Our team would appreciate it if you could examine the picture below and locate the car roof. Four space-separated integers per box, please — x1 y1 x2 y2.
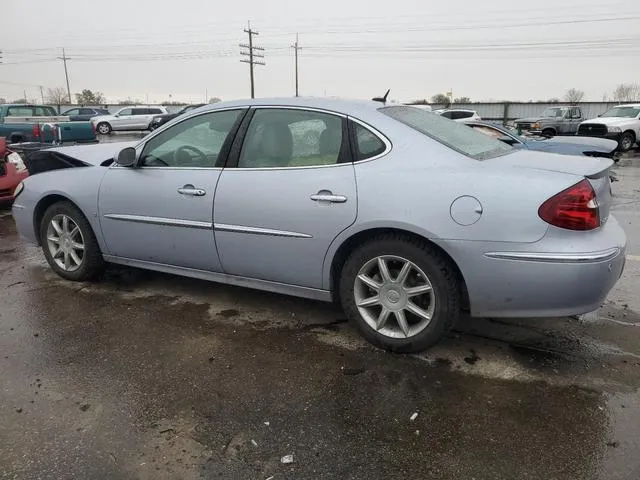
195 97 388 116
441 109 477 113
613 104 640 108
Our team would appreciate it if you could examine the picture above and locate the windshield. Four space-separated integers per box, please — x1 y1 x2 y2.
380 106 512 160
601 106 640 118
540 107 567 118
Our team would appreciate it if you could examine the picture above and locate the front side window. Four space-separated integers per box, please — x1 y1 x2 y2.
34 106 56 116
64 109 80 115
381 106 512 160
238 109 344 168
541 107 567 118
117 108 132 116
140 109 242 168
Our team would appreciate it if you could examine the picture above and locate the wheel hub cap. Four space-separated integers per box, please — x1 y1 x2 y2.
46 214 85 272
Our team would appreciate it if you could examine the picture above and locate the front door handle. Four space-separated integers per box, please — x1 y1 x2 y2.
310 191 347 203
178 184 206 196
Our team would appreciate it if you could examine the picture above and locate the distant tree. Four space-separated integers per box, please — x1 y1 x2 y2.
612 83 640 102
10 98 27 104
75 89 106 105
117 97 143 105
409 99 429 105
453 96 471 103
208 97 222 104
45 87 69 105
547 98 560 103
0 97 6 104
564 88 585 104
431 93 450 104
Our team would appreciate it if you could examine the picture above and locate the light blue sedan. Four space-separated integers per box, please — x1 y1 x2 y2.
11 98 627 352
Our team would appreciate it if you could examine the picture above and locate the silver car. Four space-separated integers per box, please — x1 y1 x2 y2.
11 98 627 353
91 106 168 134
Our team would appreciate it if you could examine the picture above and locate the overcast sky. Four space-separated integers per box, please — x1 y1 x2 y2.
1 0 639 104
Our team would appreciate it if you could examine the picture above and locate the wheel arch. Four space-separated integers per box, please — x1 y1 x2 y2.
326 226 469 309
541 127 557 136
33 194 93 246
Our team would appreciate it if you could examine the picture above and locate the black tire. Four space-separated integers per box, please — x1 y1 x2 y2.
96 122 112 135
541 128 555 138
40 201 105 281
618 131 636 152
339 235 461 353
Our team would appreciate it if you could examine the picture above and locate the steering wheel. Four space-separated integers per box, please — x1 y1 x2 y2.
173 145 207 166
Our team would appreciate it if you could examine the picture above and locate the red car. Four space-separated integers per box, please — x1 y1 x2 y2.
0 138 29 204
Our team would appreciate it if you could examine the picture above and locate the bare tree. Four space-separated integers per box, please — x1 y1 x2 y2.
431 93 450 105
564 88 584 104
45 87 69 105
208 97 222 104
612 83 640 102
0 97 6 104
453 96 471 103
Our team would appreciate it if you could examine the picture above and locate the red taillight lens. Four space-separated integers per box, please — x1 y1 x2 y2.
538 179 600 231
32 123 40 139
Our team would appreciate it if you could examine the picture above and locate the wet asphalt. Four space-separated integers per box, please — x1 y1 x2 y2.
1 140 640 479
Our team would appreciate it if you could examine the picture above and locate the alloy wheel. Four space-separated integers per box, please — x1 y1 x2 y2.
46 214 85 272
354 255 435 339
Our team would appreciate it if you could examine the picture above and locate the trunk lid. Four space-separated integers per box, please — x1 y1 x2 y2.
489 150 613 224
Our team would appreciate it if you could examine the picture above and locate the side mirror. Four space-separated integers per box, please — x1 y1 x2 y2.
115 147 137 167
498 136 518 146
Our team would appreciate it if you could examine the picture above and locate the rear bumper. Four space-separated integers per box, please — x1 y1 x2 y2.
441 216 628 318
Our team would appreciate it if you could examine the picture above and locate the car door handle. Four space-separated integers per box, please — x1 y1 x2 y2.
310 192 347 203
178 185 206 196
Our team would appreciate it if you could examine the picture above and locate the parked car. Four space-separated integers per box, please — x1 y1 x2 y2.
464 120 619 160
436 109 481 122
0 104 96 144
577 104 640 152
0 138 29 205
149 104 206 130
61 107 110 122
91 106 168 134
514 106 584 137
12 99 626 353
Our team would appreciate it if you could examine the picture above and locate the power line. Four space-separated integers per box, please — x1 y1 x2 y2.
240 21 265 99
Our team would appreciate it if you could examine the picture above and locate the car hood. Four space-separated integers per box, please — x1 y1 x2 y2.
515 117 545 123
488 149 613 177
536 136 618 152
46 141 139 166
581 117 635 127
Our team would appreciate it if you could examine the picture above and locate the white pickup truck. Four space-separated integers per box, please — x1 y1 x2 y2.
577 104 640 152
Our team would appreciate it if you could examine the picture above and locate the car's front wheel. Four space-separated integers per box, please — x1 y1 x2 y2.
40 201 104 281
619 131 636 152
339 235 461 353
96 122 112 135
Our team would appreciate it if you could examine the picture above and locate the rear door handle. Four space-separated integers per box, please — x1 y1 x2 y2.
178 184 206 196
310 192 347 203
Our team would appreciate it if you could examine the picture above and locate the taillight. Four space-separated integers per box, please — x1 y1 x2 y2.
32 124 40 140
538 179 600 231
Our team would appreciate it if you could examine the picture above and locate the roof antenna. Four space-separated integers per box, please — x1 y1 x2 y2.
372 89 391 103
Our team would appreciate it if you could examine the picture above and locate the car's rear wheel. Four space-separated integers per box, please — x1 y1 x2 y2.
96 122 112 135
339 235 460 353
619 131 635 152
40 201 104 281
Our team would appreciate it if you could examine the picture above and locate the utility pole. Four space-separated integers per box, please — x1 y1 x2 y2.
291 33 301 97
239 21 265 99
39 86 45 104
58 48 72 104
23 90 27 103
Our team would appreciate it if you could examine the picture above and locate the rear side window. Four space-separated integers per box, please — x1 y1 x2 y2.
148 108 164 114
381 106 512 160
352 122 386 160
79 108 94 115
440 111 454 119
132 108 147 115
34 106 57 116
7 107 33 116
454 111 474 120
